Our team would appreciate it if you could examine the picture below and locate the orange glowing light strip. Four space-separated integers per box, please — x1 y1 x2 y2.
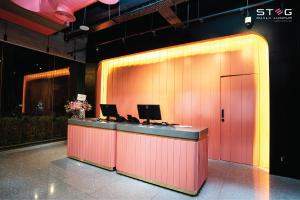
98 33 269 171
22 67 70 113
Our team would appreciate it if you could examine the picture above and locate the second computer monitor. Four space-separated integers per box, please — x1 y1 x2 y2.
100 104 118 121
137 104 161 124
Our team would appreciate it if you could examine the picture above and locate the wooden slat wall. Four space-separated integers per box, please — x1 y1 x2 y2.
220 74 257 165
104 45 258 161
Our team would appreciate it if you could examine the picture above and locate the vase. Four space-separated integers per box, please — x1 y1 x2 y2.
79 108 85 120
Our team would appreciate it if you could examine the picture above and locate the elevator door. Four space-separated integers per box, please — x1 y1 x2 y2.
220 74 257 165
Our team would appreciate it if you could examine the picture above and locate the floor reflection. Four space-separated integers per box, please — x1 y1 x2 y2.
0 142 299 200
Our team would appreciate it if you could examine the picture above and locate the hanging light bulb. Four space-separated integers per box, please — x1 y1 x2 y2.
244 0 253 29
80 8 89 31
98 0 119 5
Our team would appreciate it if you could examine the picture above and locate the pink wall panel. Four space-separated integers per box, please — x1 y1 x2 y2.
166 60 175 123
209 54 221 159
242 74 257 165
220 74 257 165
220 52 231 76
116 131 208 195
182 57 192 125
104 47 257 163
230 51 244 75
230 76 243 163
67 125 116 169
220 77 231 161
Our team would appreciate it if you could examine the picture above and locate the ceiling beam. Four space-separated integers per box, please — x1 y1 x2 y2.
92 0 187 32
158 7 183 28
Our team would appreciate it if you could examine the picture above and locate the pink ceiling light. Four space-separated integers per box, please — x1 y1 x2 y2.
11 0 41 12
99 0 119 5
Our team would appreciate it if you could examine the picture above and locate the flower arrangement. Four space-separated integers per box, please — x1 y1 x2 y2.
64 100 92 119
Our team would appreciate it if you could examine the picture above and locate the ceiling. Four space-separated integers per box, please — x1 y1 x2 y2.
0 0 276 37
0 0 155 35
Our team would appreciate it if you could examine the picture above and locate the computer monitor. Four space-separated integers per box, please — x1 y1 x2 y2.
137 104 162 124
100 104 118 121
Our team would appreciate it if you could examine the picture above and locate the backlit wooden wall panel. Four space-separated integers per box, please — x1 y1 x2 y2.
96 33 270 170
106 54 221 159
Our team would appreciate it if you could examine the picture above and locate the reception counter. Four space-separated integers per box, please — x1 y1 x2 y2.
67 118 117 170
67 119 208 195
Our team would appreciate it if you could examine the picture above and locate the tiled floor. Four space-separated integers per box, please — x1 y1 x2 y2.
1 142 300 200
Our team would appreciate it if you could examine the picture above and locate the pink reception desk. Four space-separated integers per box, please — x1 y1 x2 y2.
116 123 208 195
67 119 117 170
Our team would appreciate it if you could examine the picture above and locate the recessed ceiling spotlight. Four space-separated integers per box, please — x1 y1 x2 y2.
80 25 90 31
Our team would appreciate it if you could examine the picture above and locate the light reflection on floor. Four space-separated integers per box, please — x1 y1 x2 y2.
0 141 299 200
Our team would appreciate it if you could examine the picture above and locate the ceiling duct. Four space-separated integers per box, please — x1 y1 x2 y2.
93 0 187 32
11 0 41 12
54 3 76 23
49 0 76 23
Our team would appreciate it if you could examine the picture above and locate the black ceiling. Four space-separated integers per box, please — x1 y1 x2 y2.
65 0 284 47
72 0 271 28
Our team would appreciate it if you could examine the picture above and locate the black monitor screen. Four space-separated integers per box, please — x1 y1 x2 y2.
137 105 162 121
100 104 118 117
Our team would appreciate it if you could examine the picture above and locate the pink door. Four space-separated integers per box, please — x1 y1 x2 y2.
220 74 256 165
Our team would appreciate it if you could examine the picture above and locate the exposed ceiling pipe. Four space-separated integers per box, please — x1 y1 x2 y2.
65 0 187 40
93 0 188 32
94 0 275 47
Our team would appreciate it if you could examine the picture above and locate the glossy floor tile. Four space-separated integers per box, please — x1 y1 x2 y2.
1 141 300 200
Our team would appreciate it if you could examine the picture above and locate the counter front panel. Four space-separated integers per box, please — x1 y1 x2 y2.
116 130 208 195
67 121 116 170
67 119 208 194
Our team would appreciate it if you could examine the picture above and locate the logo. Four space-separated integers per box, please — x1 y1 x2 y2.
274 8 283 16
256 8 292 22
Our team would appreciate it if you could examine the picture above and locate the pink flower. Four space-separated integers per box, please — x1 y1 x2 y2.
65 100 92 113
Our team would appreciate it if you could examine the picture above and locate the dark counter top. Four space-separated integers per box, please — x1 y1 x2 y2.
68 118 208 140
68 118 117 130
116 123 207 140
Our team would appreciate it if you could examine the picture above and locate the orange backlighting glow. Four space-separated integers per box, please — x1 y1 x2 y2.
97 33 270 171
22 68 70 113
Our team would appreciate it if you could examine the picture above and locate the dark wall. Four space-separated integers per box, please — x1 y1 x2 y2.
25 76 70 115
85 63 98 117
87 1 300 179
0 41 85 117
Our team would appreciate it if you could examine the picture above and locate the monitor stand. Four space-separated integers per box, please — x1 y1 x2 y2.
142 119 150 125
